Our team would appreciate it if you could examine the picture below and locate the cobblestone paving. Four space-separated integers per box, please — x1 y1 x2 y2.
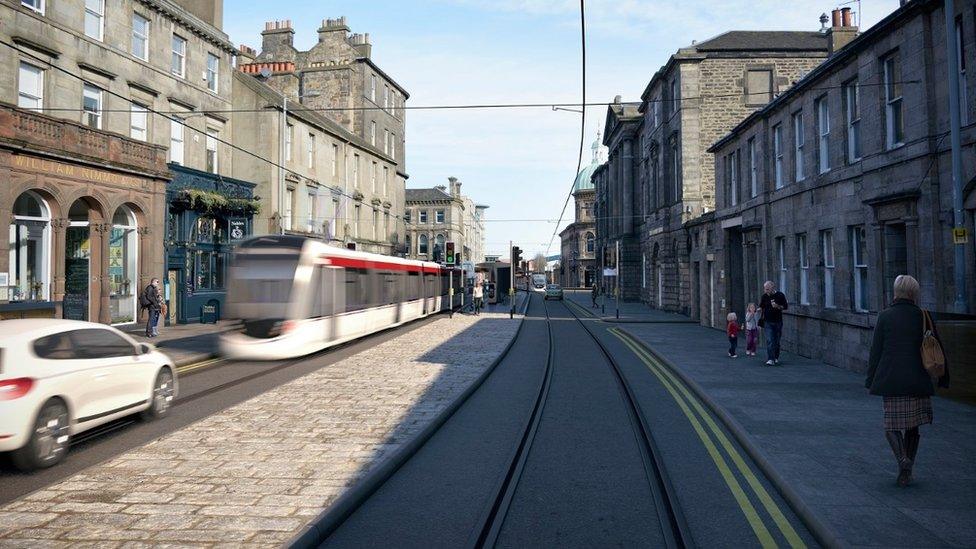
0 311 521 547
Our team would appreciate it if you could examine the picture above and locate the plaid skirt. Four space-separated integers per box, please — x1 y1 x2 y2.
883 396 933 430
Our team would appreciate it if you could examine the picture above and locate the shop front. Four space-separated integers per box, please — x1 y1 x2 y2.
0 104 168 323
165 164 256 324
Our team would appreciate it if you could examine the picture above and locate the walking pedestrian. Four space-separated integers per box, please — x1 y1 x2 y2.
591 283 600 308
865 275 949 487
726 312 739 358
759 281 788 365
744 303 760 356
140 278 162 337
472 281 484 315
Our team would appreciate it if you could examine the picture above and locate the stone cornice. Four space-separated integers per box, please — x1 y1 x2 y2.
134 0 236 53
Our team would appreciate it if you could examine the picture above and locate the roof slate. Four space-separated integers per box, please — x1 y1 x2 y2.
692 31 829 52
405 188 452 202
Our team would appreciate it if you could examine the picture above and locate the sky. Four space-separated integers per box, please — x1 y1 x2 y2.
224 0 901 258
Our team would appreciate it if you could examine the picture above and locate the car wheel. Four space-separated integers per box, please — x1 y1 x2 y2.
141 368 174 421
11 399 70 472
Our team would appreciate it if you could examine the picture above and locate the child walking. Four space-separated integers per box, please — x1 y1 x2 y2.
744 303 760 356
727 312 739 358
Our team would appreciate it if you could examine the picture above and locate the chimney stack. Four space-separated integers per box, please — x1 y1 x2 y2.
448 177 462 197
318 16 350 45
238 44 257 64
827 7 858 54
348 32 372 58
262 20 295 51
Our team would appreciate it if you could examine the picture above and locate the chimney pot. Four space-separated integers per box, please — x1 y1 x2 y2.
840 7 852 27
831 8 842 27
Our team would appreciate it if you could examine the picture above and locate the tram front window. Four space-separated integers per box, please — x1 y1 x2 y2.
227 255 299 338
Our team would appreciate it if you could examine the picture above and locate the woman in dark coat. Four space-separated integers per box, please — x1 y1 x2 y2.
865 275 950 486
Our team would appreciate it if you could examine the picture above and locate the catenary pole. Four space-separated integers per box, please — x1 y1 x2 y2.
945 0 968 313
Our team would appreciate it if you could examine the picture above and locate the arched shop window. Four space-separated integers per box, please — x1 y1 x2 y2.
585 232 595 254
109 205 138 324
8 191 51 301
418 234 429 255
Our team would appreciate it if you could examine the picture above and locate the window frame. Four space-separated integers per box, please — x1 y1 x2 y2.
206 53 219 93
955 16 968 125
815 96 830 174
82 83 103 129
843 80 861 163
728 149 739 207
792 111 805 182
435 209 445 224
131 13 150 61
18 62 44 111
773 124 784 189
21 0 43 14
851 225 869 312
332 143 339 177
205 127 219 173
169 117 184 165
798 233 809 305
85 0 105 41
745 68 773 106
130 103 148 141
171 34 187 77
419 210 428 224
822 230 835 308
882 53 904 149
307 132 314 169
777 236 788 297
748 137 758 198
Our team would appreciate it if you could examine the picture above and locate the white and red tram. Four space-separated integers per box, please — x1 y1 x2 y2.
220 235 463 360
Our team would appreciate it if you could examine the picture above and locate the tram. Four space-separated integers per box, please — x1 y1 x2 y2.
220 235 462 360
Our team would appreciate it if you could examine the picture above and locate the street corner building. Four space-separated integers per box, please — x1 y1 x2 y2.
236 16 408 255
404 177 487 264
559 132 606 289
0 0 245 326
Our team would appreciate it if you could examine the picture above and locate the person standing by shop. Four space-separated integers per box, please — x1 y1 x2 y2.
759 280 788 366
865 275 950 486
141 278 162 337
472 280 484 315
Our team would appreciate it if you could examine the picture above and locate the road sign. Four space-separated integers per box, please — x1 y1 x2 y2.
952 227 968 244
603 268 617 276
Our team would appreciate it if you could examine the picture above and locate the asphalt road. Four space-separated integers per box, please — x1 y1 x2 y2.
0 314 442 505
320 294 820 548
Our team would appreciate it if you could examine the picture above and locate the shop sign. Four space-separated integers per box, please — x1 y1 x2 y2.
228 218 247 241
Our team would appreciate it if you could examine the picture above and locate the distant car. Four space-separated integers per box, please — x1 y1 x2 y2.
0 320 177 471
544 284 564 301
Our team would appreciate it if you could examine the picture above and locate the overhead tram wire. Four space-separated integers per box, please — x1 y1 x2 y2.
545 0 586 258
12 80 921 116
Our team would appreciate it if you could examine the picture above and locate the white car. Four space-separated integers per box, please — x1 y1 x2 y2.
0 319 177 471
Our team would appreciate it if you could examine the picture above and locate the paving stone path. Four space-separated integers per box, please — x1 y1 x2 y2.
0 311 521 548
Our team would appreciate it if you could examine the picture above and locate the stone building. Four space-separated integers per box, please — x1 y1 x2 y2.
705 0 975 371
1 0 237 324
595 29 832 308
404 178 487 264
560 132 606 288
238 17 407 254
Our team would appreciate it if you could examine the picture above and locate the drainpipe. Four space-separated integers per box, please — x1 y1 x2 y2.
945 0 968 313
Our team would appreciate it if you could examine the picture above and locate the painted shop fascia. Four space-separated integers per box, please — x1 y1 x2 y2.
0 102 169 324
164 163 256 324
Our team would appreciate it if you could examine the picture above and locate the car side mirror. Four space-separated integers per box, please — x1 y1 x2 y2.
138 343 154 355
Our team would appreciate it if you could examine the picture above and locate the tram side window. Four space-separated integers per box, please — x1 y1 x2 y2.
407 271 420 300
345 268 368 312
309 268 323 318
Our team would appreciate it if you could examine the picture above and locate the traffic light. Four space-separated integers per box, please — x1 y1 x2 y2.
445 241 456 265
511 246 523 267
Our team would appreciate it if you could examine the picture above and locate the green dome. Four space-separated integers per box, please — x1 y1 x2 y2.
573 131 607 193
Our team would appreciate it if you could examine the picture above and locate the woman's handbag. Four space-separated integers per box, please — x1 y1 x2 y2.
920 309 946 378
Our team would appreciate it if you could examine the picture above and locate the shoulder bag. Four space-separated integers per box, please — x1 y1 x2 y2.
920 309 946 379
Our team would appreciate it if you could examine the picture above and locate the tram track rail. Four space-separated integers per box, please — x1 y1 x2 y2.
469 298 692 548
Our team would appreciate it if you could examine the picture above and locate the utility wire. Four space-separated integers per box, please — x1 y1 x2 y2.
545 0 586 257
15 80 922 116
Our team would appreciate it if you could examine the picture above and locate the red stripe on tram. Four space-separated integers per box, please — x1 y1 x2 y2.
321 255 443 274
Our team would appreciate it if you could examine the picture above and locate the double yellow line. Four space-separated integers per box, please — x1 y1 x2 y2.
176 357 223 375
609 327 805 549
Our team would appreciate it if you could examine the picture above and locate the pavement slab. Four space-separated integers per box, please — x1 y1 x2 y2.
618 320 976 548
0 310 521 547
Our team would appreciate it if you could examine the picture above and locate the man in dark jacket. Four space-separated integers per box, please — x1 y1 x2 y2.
142 278 162 337
866 275 949 486
759 280 788 365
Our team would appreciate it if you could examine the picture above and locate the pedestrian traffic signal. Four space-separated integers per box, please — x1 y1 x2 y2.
445 241 456 265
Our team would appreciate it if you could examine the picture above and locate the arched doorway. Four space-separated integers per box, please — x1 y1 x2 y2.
109 205 139 324
64 198 100 321
9 191 52 302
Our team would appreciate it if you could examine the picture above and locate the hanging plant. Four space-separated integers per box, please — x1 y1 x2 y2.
173 190 260 217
